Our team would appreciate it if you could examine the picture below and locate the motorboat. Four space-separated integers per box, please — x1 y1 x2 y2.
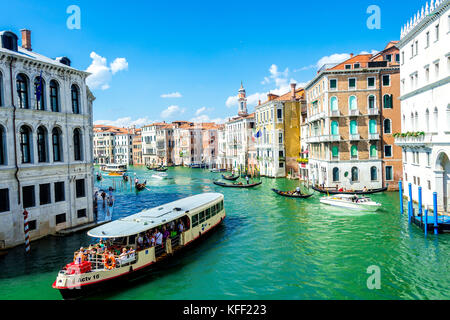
152 172 168 180
320 194 381 212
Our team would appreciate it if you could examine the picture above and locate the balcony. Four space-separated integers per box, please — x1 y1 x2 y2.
309 111 326 122
349 134 360 141
368 133 380 140
349 109 360 117
367 107 379 116
321 134 341 142
394 132 433 147
330 110 340 117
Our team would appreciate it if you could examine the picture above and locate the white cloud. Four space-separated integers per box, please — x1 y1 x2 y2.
86 52 128 90
316 53 351 69
161 92 183 98
190 114 225 124
226 64 301 108
161 105 185 119
110 58 128 74
94 117 151 128
195 106 207 116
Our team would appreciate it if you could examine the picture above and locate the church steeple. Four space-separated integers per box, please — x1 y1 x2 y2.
238 81 248 116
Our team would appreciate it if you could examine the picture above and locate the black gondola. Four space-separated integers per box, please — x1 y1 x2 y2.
312 185 388 195
123 174 129 182
154 167 168 172
222 174 239 181
271 189 314 199
135 181 147 191
213 181 262 188
96 174 102 181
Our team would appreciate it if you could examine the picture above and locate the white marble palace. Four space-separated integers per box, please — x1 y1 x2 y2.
396 0 450 212
0 29 95 249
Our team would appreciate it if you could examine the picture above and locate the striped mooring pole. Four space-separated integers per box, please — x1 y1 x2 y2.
23 209 31 253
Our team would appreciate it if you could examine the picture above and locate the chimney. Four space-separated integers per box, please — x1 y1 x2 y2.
290 83 297 100
21 29 32 51
267 93 278 101
350 53 354 58
258 100 261 106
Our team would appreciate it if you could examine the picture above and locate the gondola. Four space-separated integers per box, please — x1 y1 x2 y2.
312 185 388 195
96 174 102 181
154 167 168 172
271 189 314 199
135 181 147 191
221 174 239 181
213 181 262 188
123 174 129 182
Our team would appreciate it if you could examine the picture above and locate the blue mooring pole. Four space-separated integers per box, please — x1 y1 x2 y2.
408 201 412 224
399 180 404 215
418 186 423 223
425 208 428 236
433 192 439 235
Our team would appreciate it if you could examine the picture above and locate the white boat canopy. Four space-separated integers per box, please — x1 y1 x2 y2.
88 193 223 238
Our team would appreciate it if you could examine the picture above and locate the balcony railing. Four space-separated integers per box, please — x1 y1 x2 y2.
349 134 360 141
394 133 433 146
330 110 340 117
367 107 379 116
368 133 380 140
349 109 360 116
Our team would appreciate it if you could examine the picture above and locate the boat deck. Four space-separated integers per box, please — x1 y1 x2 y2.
411 212 450 233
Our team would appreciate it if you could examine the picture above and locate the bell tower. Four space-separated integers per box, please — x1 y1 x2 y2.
238 81 248 117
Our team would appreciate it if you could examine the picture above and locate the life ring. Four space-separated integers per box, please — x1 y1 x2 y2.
102 253 116 270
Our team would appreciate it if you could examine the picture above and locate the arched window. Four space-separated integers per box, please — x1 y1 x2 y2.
71 84 80 114
331 121 339 135
330 97 338 111
332 146 339 159
73 128 82 161
383 94 393 109
351 167 359 182
349 96 357 110
37 126 48 163
370 166 378 181
16 74 29 109
425 109 430 132
52 128 62 162
351 145 358 159
369 119 377 134
34 76 45 110
0 126 5 165
368 95 376 109
370 144 377 158
50 80 60 112
350 120 358 135
20 125 32 163
332 167 339 182
414 112 419 131
433 107 438 132
383 119 392 134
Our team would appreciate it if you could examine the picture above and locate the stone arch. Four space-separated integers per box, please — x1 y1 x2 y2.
435 151 450 212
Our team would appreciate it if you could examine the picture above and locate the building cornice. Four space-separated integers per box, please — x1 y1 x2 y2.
400 75 450 100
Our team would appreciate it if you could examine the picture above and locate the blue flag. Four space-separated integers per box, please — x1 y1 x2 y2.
36 71 43 102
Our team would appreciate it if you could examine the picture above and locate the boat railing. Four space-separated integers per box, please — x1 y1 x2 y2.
71 250 137 271
170 234 181 248
155 244 165 258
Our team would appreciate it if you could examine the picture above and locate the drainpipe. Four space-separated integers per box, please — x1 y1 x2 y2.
9 57 21 205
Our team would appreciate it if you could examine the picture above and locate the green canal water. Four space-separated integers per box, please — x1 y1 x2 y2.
1 166 449 300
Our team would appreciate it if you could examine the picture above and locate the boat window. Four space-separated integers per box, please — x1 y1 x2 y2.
192 214 199 227
199 211 205 223
205 208 211 219
128 235 136 245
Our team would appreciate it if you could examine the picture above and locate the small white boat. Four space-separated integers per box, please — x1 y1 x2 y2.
152 172 168 180
101 164 127 173
320 194 381 212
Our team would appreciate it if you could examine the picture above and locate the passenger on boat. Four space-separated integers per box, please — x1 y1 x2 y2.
163 226 170 243
295 187 302 195
178 221 185 233
101 191 106 207
137 234 144 250
75 248 85 264
363 186 368 192
155 229 163 246
246 176 250 184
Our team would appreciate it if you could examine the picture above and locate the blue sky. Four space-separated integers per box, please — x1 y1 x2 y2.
2 0 426 126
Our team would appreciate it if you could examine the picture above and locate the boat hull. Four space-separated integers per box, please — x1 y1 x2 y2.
312 186 388 195
320 198 381 211
55 217 225 300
